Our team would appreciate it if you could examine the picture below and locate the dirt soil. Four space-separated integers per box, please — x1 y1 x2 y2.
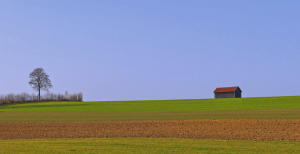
1 120 300 141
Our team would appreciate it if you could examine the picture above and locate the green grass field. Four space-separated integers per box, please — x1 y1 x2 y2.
0 96 300 121
1 96 300 112
0 138 299 154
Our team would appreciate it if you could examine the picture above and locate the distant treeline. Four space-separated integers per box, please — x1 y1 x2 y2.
0 92 83 105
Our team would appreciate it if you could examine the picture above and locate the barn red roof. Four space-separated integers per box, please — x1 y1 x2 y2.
214 86 240 93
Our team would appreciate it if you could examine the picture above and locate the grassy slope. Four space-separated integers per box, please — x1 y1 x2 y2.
1 109 300 121
0 96 300 121
0 96 300 112
0 138 299 154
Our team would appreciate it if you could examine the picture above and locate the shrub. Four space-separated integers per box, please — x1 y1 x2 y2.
0 92 83 105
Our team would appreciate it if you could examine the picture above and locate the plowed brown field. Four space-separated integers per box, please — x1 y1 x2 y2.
1 120 300 141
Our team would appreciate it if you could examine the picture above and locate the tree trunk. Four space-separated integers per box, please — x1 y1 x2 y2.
38 88 41 102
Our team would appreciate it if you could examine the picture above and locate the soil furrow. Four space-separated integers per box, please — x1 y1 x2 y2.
1 120 300 141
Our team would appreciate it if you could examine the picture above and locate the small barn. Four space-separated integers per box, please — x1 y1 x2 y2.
214 86 242 98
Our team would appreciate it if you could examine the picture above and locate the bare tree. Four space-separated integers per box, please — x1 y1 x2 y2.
29 68 53 102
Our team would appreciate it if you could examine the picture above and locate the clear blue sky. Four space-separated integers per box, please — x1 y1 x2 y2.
1 1 299 101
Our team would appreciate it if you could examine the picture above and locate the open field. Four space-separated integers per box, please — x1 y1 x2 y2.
1 108 300 121
1 120 300 141
0 96 300 121
0 138 300 154
1 96 300 112
1 96 300 153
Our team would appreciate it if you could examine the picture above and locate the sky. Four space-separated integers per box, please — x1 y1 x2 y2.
0 0 300 101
